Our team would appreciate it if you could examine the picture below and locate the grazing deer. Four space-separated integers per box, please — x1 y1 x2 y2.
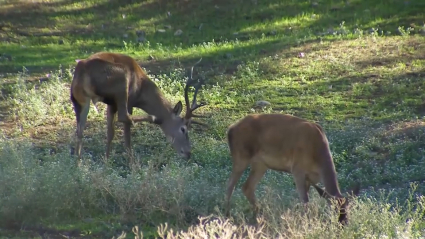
70 52 207 164
225 113 360 224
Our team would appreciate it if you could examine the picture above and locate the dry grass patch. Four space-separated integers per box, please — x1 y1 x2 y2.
273 35 425 79
383 120 425 138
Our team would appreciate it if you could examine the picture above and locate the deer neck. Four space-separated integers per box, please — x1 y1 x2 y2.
322 169 343 198
132 80 174 123
319 148 344 198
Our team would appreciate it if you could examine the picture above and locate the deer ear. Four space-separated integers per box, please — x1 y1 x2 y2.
173 101 183 116
349 183 361 197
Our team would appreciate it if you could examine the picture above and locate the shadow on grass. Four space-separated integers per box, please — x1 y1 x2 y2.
0 0 424 74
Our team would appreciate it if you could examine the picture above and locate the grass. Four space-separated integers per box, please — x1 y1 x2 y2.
0 0 425 238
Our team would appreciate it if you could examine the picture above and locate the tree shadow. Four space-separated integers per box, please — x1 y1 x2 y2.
304 0 425 34
0 0 423 74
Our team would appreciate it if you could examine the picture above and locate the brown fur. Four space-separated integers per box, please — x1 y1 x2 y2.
70 52 206 164
225 113 360 224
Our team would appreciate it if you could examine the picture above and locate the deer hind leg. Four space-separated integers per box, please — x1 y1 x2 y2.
242 161 268 216
105 105 117 160
71 95 81 154
225 156 249 217
75 99 91 161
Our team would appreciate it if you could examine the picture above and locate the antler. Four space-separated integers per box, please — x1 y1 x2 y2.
184 58 208 126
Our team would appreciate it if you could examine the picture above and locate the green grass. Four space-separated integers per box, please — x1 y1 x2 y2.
1 0 425 238
1 0 424 73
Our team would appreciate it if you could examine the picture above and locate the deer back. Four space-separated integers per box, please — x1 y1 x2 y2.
79 52 165 108
87 52 147 79
88 53 146 93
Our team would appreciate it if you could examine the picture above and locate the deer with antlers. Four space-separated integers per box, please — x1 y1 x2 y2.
225 113 360 224
70 52 207 164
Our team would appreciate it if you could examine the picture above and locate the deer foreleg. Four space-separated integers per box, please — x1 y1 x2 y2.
105 105 117 160
115 91 133 125
123 107 133 164
91 97 102 114
293 170 309 203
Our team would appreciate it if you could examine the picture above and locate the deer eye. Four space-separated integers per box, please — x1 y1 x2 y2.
180 126 187 134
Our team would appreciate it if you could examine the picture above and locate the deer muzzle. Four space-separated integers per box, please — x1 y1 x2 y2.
181 150 191 159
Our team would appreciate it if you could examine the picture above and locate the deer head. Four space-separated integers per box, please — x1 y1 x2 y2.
312 183 360 225
140 58 207 159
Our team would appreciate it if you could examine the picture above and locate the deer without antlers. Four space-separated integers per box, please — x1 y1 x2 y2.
225 113 360 224
70 52 207 164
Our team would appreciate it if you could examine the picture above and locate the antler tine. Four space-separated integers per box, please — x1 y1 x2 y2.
190 119 209 127
184 58 202 117
190 58 203 83
190 80 207 111
191 81 202 109
132 115 157 123
190 114 209 118
184 58 204 119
